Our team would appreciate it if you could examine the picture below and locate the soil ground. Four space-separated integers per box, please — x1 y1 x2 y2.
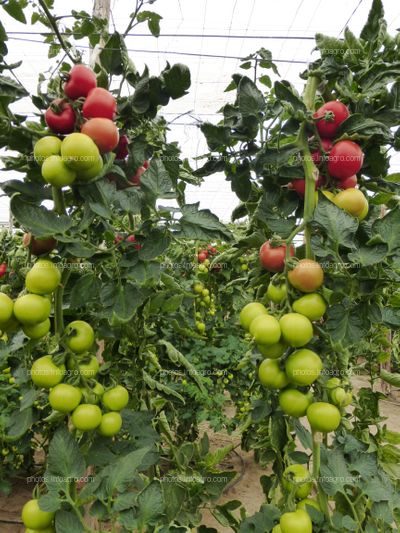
1 375 399 533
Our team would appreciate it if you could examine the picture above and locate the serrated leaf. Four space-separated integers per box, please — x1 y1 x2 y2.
163 63 190 99
237 76 265 117
45 428 85 492
143 371 185 402
325 304 368 346
178 202 231 241
6 408 32 440
313 199 358 249
11 196 73 237
55 510 84 533
103 447 151 494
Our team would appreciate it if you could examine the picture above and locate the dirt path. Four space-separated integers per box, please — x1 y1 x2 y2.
2 376 400 533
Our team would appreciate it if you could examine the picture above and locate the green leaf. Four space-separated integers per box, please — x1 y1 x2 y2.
38 493 62 513
135 481 164 529
325 304 368 346
380 369 400 388
45 428 85 492
381 307 400 327
138 229 170 261
320 449 352 496
69 272 100 309
237 76 265 117
6 408 33 440
178 203 232 241
347 244 388 266
11 196 73 237
55 511 84 533
371 208 400 252
0 74 28 103
137 10 162 37
337 114 390 139
274 81 306 113
143 371 185 402
238 504 280 533
103 447 151 494
2 0 27 23
313 199 358 249
162 63 191 99
383 173 400 183
360 0 385 44
109 283 146 324
158 340 207 393
200 123 232 151
141 158 173 198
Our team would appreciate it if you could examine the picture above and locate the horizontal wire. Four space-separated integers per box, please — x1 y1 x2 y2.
7 36 310 64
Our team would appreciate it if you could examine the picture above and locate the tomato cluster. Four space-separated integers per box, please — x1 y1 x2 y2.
193 282 216 332
288 99 369 221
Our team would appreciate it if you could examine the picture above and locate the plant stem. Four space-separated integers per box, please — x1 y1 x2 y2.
54 268 71 336
297 75 319 259
312 431 332 524
52 186 66 215
38 0 78 64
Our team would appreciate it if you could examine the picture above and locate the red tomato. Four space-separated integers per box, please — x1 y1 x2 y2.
207 245 217 254
328 141 363 180
64 64 97 100
143 160 150 169
0 263 6 278
313 101 349 138
198 252 208 263
311 138 333 165
114 234 123 245
45 99 75 134
81 118 119 153
289 175 325 197
259 241 294 273
126 235 136 243
82 88 117 120
336 174 357 189
115 134 129 159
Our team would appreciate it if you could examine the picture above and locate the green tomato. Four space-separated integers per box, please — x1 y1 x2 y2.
258 359 289 389
202 289 210 297
14 294 51 325
331 387 352 407
280 509 312 533
241 263 249 271
31 356 65 388
25 259 61 295
326 377 341 391
77 155 104 181
203 295 211 305
41 155 77 187
92 381 105 396
21 499 55 530
102 385 129 411
65 320 95 353
257 341 286 359
307 402 341 433
71 404 102 431
23 318 51 340
25 528 55 533
61 132 100 170
279 313 313 348
292 293 327 321
249 314 281 345
98 411 122 437
49 383 82 413
279 388 312 417
283 464 313 499
285 349 322 386
239 302 268 331
193 283 203 294
76 356 100 378
33 135 62 164
0 293 14 324
196 321 206 333
272 526 282 533
266 282 287 304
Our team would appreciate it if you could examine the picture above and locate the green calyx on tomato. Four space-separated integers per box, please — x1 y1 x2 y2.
258 359 289 389
21 499 55 529
292 293 327 321
280 508 312 533
31 356 65 389
282 464 313 499
279 388 312 417
71 404 102 431
249 314 281 345
285 349 323 386
25 259 61 295
239 302 268 331
279 313 314 348
49 383 82 413
266 282 287 303
102 385 129 411
65 320 95 353
257 340 286 359
98 411 123 437
307 401 341 433
14 294 51 325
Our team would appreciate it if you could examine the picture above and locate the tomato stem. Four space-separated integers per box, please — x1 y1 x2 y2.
312 431 332 524
38 0 78 64
52 186 66 215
